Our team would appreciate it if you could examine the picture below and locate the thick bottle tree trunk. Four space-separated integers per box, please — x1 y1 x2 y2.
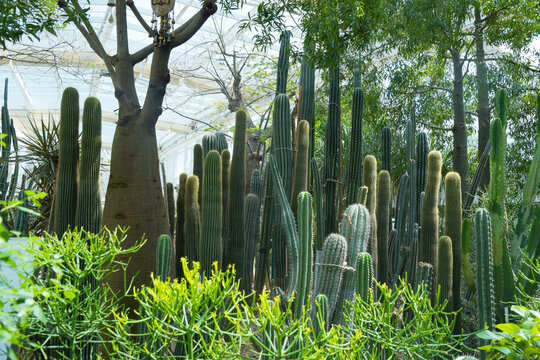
475 5 491 190
451 49 469 200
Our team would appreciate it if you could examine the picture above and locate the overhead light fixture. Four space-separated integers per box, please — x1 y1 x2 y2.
107 0 116 7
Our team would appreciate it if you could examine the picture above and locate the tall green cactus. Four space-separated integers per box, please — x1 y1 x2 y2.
444 172 462 329
475 208 496 358
381 127 391 177
323 68 342 236
299 59 315 162
224 111 247 277
376 170 391 285
419 151 442 268
436 236 453 311
362 155 377 274
311 158 325 251
254 164 274 296
519 205 540 296
250 168 263 201
75 96 101 234
200 150 222 276
221 149 231 248
243 193 260 294
157 234 172 281
416 132 428 223
332 203 371 324
315 233 347 319
291 120 310 217
313 294 328 335
356 252 373 303
216 131 228 153
294 192 314 319
202 133 218 158
193 144 203 208
176 173 187 277
415 262 433 294
489 89 514 322
184 175 200 263
462 218 475 292
0 79 14 203
166 182 175 237
276 31 290 94
54 87 80 238
345 87 364 207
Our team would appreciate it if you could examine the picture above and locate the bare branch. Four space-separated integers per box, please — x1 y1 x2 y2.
164 106 232 136
418 120 453 132
132 0 217 65
127 0 153 36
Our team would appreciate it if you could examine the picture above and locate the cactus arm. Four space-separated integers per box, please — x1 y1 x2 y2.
291 120 310 217
294 192 314 319
156 234 172 281
436 236 453 311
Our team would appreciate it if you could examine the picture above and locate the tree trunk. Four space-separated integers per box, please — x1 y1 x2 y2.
102 118 169 313
451 49 469 200
475 5 491 190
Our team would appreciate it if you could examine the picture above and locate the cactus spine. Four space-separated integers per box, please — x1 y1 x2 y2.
224 111 247 275
323 68 342 236
157 234 172 281
175 173 187 277
345 87 364 207
184 175 200 263
419 151 442 268
356 252 373 303
444 172 462 329
200 150 222 276
376 170 391 285
291 120 310 217
294 192 314 319
315 233 347 319
166 182 175 237
55 87 80 238
75 96 101 234
436 236 453 311
475 208 496 357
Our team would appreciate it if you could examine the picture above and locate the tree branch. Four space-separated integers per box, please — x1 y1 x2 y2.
418 120 453 132
164 106 232 136
127 0 153 36
116 0 129 57
131 0 217 65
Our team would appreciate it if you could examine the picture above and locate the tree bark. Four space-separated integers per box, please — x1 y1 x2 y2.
475 5 491 190
451 49 469 200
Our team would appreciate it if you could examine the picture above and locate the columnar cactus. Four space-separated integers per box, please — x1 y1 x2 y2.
294 192 314 319
55 87 80 238
315 233 347 319
157 234 172 281
415 262 434 294
221 149 231 246
362 155 377 274
216 131 228 153
166 182 175 237
75 96 101 234
193 144 203 208
416 132 428 223
333 203 370 324
345 87 364 207
436 236 453 311
313 294 328 335
250 168 263 201
358 185 368 206
175 173 187 277
381 126 391 177
356 252 373 303
202 133 218 158
224 111 247 277
184 175 200 263
323 68 342 236
489 89 513 322
444 172 462 327
519 205 540 296
475 208 496 355
254 164 274 296
393 173 408 283
200 150 222 276
376 170 391 285
291 120 310 217
311 158 325 251
299 59 315 161
276 31 290 94
0 79 11 202
462 218 476 292
419 151 442 268
243 193 260 294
